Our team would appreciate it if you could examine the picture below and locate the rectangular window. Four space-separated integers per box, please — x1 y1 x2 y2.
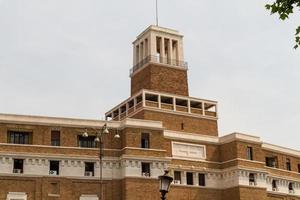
84 162 94 176
51 130 60 146
298 164 300 173
49 160 60 175
13 159 24 173
141 162 150 177
174 171 181 184
8 131 31 144
266 156 277 168
198 173 206 186
78 136 96 148
247 146 253 160
249 173 256 186
286 158 291 171
141 133 150 149
186 172 193 185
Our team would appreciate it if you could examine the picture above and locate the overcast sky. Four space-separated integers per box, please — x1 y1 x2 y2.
0 0 299 149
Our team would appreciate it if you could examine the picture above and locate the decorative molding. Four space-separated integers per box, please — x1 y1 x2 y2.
172 141 206 160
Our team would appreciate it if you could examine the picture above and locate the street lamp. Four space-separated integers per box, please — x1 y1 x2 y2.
82 123 120 200
158 170 173 200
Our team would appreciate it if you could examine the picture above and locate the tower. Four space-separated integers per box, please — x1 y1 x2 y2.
131 25 188 96
106 25 218 136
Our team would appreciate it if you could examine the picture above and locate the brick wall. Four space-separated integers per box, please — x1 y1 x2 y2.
131 110 218 136
131 64 189 96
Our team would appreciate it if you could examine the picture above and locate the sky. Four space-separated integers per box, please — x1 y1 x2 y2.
0 0 299 149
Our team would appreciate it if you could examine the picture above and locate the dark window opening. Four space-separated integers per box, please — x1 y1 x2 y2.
186 172 193 185
13 159 23 173
78 136 96 148
141 162 150 177
51 130 60 146
181 123 184 130
174 171 181 184
198 173 206 186
266 156 278 168
249 173 256 185
8 131 32 144
141 133 150 149
49 160 59 175
298 164 300 173
247 146 253 160
289 182 294 193
286 158 291 171
84 162 94 176
272 180 278 191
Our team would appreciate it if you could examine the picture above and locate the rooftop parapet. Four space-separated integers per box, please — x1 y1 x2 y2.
105 89 218 121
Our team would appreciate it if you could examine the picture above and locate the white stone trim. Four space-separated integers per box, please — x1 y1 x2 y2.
219 132 261 144
0 113 163 130
6 192 27 200
262 143 300 158
172 141 206 161
164 130 219 144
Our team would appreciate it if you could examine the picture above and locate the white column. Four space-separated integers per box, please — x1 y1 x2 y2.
134 98 137 112
158 95 161 109
188 99 191 113
144 39 148 59
202 102 205 115
126 103 129 116
193 172 198 186
133 44 136 66
168 39 173 64
161 37 165 64
173 97 176 111
142 91 146 107
150 34 156 58
182 171 187 185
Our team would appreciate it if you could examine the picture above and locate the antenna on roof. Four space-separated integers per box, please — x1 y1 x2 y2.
156 0 159 26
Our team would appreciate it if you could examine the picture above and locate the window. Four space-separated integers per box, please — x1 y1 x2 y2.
141 133 150 149
174 171 181 184
51 130 60 146
78 136 96 148
266 156 277 168
8 131 31 144
249 173 256 186
13 159 24 173
298 164 300 173
49 161 59 175
286 158 291 171
289 182 294 193
186 172 193 185
247 146 253 160
141 162 150 177
198 173 205 186
84 162 94 176
272 180 278 191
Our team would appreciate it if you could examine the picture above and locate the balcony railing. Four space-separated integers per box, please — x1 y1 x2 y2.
130 55 188 75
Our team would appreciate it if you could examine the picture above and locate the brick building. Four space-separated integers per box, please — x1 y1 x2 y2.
1 25 300 200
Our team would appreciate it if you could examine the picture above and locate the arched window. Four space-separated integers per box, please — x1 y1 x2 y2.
249 173 256 186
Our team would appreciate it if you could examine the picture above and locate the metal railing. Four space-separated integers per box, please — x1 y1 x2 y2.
130 55 188 75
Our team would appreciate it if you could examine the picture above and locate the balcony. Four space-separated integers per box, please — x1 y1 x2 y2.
130 55 188 76
105 90 218 121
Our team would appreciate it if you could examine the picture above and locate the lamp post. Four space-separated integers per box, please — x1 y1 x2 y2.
158 170 173 200
82 123 120 200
